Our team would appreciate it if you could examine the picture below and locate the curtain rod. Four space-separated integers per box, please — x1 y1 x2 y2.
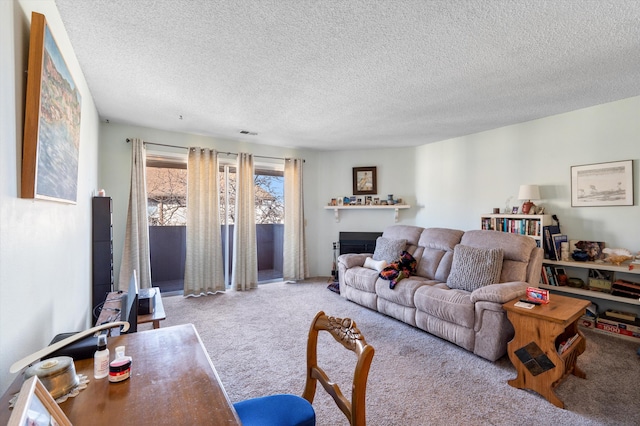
126 138 304 162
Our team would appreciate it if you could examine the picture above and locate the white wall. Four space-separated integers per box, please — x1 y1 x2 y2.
312 148 418 276
0 0 100 393
414 96 640 249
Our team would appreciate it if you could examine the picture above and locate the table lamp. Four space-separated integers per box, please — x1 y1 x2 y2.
518 184 540 214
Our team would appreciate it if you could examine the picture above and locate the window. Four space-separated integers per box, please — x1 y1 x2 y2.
146 154 187 226
146 152 285 290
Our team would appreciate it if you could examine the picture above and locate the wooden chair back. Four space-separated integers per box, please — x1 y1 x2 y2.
302 311 375 426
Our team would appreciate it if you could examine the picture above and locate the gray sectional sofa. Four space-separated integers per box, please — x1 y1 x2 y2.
338 225 543 361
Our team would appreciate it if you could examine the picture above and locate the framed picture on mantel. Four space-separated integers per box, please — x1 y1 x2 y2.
571 160 633 207
353 166 377 195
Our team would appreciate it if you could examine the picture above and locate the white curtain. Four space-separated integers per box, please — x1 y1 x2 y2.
118 138 152 290
184 148 225 296
231 153 258 291
283 158 307 281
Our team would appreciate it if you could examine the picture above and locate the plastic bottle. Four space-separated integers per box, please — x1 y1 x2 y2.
94 334 110 379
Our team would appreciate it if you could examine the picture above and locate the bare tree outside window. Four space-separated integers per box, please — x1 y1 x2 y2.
219 168 284 225
147 167 187 226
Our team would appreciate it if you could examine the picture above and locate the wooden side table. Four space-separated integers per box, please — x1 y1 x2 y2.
137 287 166 329
503 294 590 408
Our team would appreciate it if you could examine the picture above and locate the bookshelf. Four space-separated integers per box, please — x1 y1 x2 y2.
480 214 552 246
540 259 640 313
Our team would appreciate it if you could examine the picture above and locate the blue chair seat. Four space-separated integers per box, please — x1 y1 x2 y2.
233 394 315 426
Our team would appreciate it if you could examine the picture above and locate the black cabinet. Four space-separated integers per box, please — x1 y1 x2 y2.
92 197 113 321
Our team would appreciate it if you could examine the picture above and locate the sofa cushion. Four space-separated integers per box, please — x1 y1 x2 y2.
343 267 379 293
363 257 387 272
446 245 504 292
460 230 537 283
381 225 424 246
415 228 464 281
376 276 432 307
414 285 475 329
372 237 407 263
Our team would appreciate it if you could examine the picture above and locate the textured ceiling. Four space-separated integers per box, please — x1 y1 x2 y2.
54 0 640 151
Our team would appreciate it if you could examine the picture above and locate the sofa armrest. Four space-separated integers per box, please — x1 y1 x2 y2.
337 253 371 269
470 281 528 304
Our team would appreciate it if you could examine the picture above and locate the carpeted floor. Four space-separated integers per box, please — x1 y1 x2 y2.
140 279 640 425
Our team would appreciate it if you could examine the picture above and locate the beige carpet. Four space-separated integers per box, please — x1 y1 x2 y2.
141 279 640 426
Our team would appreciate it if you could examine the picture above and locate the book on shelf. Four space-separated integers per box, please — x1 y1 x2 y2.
551 234 567 262
543 225 560 259
544 265 557 286
540 265 549 285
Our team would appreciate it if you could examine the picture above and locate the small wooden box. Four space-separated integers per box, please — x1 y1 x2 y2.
588 278 612 292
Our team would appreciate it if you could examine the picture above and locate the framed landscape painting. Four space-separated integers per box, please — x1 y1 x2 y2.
571 160 633 207
22 12 82 203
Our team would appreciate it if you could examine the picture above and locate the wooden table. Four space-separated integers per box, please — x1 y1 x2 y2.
137 287 166 329
503 294 590 408
0 325 240 425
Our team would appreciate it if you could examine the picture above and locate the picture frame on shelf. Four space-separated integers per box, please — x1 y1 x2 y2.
512 206 519 214
21 12 82 204
8 376 71 426
352 166 377 195
571 160 633 207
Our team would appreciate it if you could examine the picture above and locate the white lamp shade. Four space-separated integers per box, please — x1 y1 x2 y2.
518 184 540 201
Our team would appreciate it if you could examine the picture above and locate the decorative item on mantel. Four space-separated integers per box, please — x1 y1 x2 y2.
518 184 541 214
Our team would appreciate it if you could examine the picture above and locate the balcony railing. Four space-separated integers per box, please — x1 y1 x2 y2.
149 224 284 293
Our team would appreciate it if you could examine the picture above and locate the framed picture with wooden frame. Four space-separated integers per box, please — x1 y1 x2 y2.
8 376 71 426
352 166 377 195
22 12 82 203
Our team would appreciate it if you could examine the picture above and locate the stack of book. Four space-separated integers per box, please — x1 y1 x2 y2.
542 225 568 261
540 265 567 286
596 309 640 340
542 225 561 260
611 279 640 299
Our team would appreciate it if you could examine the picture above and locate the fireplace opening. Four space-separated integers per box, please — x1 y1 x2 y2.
338 231 383 255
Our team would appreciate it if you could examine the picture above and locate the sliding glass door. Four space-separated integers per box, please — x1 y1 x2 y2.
219 162 284 286
146 153 284 292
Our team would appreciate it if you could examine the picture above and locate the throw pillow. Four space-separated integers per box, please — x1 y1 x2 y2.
363 257 388 272
446 245 504 292
372 237 407 263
